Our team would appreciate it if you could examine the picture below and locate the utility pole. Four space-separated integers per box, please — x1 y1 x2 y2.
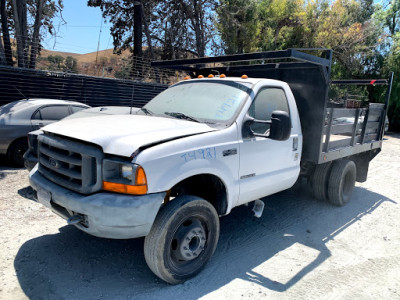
133 0 143 79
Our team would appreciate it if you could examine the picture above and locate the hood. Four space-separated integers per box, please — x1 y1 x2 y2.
42 115 217 157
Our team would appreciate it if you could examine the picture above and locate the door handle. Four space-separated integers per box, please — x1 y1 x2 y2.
293 137 298 151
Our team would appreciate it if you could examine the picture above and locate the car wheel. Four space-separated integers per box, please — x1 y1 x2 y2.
8 139 29 167
144 195 220 284
327 159 356 206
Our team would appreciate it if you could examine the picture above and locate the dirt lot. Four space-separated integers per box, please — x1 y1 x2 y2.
0 134 399 300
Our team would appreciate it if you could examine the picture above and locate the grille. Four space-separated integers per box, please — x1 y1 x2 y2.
38 134 104 194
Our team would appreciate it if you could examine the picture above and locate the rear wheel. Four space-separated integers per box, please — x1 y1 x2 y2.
7 139 28 167
327 159 356 206
311 162 332 202
144 195 220 284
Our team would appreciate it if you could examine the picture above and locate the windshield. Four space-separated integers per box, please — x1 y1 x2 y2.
142 81 251 125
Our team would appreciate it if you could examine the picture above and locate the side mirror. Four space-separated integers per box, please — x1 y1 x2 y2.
269 110 291 141
242 110 291 141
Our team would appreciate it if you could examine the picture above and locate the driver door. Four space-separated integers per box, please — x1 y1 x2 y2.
238 87 299 205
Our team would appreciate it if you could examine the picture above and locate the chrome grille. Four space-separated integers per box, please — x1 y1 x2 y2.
38 134 103 194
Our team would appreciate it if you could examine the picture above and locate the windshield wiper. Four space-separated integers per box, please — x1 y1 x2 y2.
164 112 200 123
140 108 153 115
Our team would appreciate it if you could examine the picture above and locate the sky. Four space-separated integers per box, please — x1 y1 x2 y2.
42 1 113 54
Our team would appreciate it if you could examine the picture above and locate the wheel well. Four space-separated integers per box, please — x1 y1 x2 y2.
169 174 228 215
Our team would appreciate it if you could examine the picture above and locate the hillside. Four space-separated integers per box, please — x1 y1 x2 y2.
37 47 133 78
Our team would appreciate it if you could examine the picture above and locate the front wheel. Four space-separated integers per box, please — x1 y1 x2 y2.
8 139 28 167
144 195 220 284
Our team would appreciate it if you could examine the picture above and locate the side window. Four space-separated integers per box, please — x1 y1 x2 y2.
39 105 71 120
70 105 87 114
248 88 289 134
31 110 41 120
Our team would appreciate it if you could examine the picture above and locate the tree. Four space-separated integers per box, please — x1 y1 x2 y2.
0 0 64 68
47 54 64 70
382 0 400 131
0 0 12 65
257 0 304 50
217 0 260 54
11 0 29 67
64 56 77 73
88 0 217 62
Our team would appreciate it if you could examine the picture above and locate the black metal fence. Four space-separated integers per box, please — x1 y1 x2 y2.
0 66 168 107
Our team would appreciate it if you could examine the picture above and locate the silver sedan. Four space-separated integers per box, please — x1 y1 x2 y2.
0 99 90 166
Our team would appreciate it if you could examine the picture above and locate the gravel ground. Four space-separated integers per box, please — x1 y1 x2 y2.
0 134 399 300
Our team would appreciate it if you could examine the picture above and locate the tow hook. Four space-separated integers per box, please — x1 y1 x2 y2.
252 199 265 218
67 215 83 225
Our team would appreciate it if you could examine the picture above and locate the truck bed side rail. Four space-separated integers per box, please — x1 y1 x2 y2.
320 73 394 163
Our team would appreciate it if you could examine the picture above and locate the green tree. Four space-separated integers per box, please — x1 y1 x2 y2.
64 56 78 73
257 0 304 50
382 0 400 131
47 54 64 70
216 0 260 54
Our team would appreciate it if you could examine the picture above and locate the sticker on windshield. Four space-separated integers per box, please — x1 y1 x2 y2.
214 95 240 120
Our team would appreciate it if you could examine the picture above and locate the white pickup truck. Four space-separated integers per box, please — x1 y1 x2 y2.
28 49 393 284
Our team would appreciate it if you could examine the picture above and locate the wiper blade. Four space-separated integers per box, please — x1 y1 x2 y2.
140 108 153 115
164 112 200 123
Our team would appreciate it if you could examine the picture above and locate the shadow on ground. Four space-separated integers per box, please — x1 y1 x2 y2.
0 159 23 181
0 155 23 182
0 154 17 168
14 185 396 299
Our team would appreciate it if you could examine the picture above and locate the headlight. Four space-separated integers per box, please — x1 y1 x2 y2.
102 159 148 195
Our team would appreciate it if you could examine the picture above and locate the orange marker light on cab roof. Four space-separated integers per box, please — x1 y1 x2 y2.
184 76 191 80
241 74 248 79
220 74 226 78
198 75 204 78
208 74 214 78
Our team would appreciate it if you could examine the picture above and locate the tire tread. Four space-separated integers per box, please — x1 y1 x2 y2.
144 195 219 284
327 159 356 206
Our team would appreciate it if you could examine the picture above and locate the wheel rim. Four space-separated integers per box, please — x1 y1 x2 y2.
14 148 24 165
170 217 207 263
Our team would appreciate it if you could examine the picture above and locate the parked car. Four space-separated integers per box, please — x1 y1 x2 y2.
24 106 139 171
0 99 90 166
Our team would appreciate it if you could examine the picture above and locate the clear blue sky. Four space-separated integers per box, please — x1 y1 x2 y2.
43 1 113 54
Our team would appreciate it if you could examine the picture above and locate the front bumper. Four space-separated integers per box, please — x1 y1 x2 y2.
23 149 38 171
29 165 164 239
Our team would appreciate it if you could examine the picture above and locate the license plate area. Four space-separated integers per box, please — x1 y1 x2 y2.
37 188 52 207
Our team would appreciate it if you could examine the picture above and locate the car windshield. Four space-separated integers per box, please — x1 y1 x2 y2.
142 81 252 125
